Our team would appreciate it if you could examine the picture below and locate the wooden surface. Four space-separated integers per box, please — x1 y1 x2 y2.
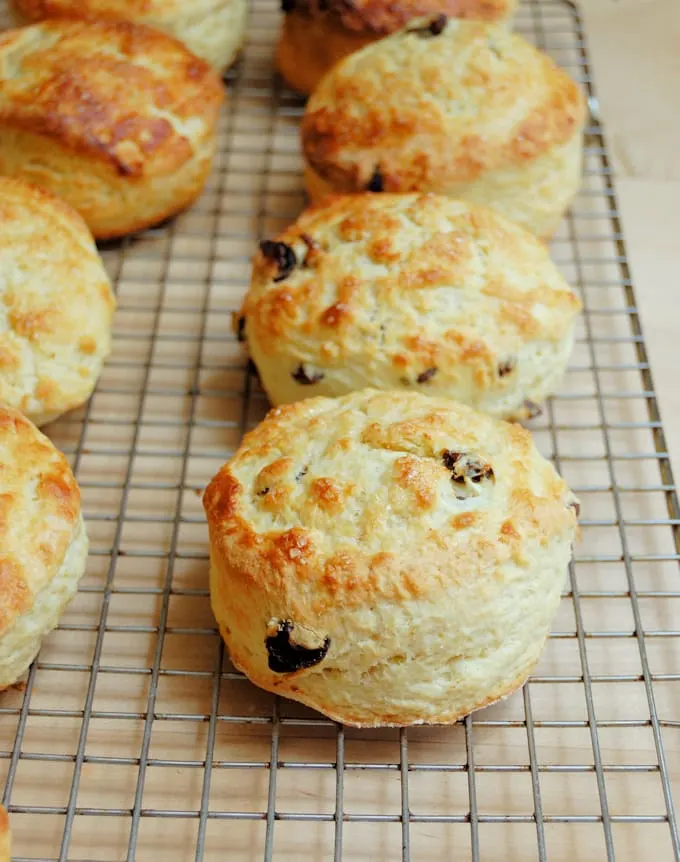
583 0 680 472
1 1 679 860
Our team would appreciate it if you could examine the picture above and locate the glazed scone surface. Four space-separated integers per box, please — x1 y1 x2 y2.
0 405 89 689
242 194 581 419
204 389 579 727
302 18 586 236
0 177 115 426
9 0 249 72
0 20 225 239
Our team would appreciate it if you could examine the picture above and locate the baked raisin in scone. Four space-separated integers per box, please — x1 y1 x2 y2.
0 20 224 239
239 194 581 420
9 0 249 73
0 404 89 689
0 177 115 426
204 389 579 727
302 17 586 238
276 0 517 95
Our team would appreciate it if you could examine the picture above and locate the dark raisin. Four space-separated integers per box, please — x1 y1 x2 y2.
416 367 437 384
366 166 384 192
296 466 309 481
292 363 324 385
257 487 270 496
568 500 581 517
523 399 542 419
498 357 516 377
281 0 295 11
236 315 246 343
260 240 297 282
442 450 494 483
409 13 448 36
266 620 330 673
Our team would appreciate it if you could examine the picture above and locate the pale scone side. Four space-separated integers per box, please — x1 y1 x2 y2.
204 390 579 727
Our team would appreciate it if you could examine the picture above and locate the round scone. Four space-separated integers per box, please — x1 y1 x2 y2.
240 194 582 420
277 0 517 96
0 178 115 426
204 389 579 727
0 404 89 690
8 0 249 73
301 17 586 238
0 20 225 240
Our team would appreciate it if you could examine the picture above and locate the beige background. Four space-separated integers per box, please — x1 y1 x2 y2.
583 0 680 471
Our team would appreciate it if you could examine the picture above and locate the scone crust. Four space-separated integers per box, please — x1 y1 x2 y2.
282 0 516 35
0 20 223 178
204 389 579 726
302 19 585 193
0 405 81 640
0 20 224 237
9 0 248 72
242 194 581 418
0 177 115 425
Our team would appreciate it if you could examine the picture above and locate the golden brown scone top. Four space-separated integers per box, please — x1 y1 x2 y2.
11 0 229 24
0 19 224 178
0 404 81 638
245 193 581 371
204 390 578 614
302 18 586 191
283 0 516 34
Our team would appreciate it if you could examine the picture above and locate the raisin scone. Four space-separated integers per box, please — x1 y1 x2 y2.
0 177 115 426
276 0 517 96
0 404 89 690
0 20 224 239
204 389 579 727
239 194 581 420
302 17 586 238
9 0 249 73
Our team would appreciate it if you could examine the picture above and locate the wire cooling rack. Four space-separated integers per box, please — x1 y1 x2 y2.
1 0 679 859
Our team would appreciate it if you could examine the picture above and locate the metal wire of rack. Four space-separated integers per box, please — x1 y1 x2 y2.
1 0 679 859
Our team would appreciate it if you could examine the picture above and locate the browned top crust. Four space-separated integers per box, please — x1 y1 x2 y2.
0 405 81 637
302 19 586 191
283 0 517 34
0 19 224 178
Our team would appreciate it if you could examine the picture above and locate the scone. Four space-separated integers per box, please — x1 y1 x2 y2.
277 0 517 96
302 17 586 237
0 20 225 239
8 0 249 73
0 404 89 690
240 194 582 420
0 177 115 426
204 389 579 727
